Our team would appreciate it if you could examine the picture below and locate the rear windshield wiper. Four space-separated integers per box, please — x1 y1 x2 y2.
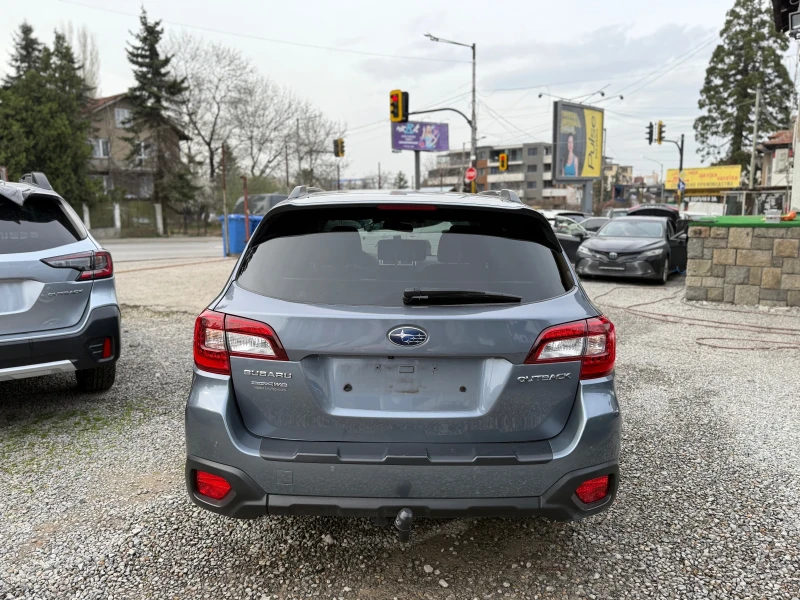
403 288 522 306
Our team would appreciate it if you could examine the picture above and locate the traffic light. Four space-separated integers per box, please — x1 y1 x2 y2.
646 122 654 145
657 121 665 145
390 89 409 123
498 153 508 171
333 138 345 157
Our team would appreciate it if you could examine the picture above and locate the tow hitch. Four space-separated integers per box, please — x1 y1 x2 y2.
394 508 414 542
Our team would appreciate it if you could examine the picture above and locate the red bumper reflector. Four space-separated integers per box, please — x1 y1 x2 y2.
575 475 610 504
195 471 232 501
102 337 112 359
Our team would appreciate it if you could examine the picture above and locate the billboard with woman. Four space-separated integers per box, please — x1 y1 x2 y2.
553 101 604 181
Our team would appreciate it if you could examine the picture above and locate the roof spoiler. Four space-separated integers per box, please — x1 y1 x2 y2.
20 172 53 191
288 185 325 200
477 189 523 204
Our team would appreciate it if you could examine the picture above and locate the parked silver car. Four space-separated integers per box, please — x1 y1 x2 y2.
185 187 620 539
0 173 120 391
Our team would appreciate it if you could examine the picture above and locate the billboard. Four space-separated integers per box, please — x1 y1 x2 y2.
665 165 742 190
552 101 604 181
391 121 449 152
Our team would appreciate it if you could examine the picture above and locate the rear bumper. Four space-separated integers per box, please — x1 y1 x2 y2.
576 257 665 279
185 370 621 521
0 305 121 379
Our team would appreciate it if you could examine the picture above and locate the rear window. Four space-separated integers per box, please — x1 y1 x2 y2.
237 205 573 307
0 195 86 254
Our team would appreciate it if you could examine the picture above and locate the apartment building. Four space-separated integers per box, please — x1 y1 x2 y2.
425 142 575 207
87 94 188 198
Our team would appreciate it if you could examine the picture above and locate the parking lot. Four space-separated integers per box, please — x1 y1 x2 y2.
1 260 799 600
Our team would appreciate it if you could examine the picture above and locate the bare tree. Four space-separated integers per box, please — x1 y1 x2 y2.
293 100 347 187
231 75 296 178
169 32 253 182
60 22 100 95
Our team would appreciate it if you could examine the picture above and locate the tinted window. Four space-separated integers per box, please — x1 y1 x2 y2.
0 196 86 254
582 218 608 232
598 220 664 238
237 206 572 307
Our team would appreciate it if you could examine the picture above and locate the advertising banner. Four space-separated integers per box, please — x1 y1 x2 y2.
665 165 742 190
552 101 604 181
391 121 449 152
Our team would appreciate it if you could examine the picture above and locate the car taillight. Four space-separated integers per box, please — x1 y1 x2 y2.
194 310 229 375
41 250 113 280
575 475 610 504
195 471 232 501
525 316 616 379
225 314 289 361
193 310 288 375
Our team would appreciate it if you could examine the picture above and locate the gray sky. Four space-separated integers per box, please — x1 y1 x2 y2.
2 0 788 182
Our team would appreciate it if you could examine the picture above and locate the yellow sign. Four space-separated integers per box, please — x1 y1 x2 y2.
554 102 604 180
665 165 742 190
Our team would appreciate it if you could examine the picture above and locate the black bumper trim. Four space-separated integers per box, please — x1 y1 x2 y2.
185 455 618 522
0 305 121 371
259 437 553 466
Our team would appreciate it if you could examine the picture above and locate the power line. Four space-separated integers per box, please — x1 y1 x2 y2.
59 0 471 64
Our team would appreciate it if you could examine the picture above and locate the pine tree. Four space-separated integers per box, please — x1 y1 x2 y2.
124 8 195 212
3 22 43 87
393 171 409 189
694 0 794 173
0 27 97 206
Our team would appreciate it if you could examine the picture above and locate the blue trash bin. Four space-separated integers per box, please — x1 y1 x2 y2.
219 214 265 256
219 214 246 255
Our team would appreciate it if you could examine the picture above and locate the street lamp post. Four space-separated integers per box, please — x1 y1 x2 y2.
641 155 665 200
425 33 477 192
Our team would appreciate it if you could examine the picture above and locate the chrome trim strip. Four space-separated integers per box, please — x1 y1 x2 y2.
0 360 75 382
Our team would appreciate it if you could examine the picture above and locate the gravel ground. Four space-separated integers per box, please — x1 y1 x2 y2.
1 272 799 600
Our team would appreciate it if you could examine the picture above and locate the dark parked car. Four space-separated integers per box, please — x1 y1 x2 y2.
552 216 594 263
185 187 620 540
576 216 687 284
232 193 288 216
581 217 610 233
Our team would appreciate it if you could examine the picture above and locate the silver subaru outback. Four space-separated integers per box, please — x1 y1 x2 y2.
0 173 120 392
185 187 620 538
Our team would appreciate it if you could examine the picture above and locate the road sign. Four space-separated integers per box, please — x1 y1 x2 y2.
678 179 686 193
465 166 477 182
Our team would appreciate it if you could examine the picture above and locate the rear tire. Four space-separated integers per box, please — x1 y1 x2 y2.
658 259 670 285
76 363 116 392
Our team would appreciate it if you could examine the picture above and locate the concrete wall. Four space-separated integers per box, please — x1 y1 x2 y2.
686 225 800 306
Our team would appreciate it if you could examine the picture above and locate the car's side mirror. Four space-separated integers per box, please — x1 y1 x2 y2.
672 232 688 244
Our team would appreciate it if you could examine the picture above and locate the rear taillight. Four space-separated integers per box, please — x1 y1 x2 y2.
42 250 113 280
193 310 288 375
525 316 616 379
195 471 232 501
575 475 610 504
225 314 289 361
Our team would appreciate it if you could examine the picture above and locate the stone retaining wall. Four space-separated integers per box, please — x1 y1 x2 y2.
686 225 800 306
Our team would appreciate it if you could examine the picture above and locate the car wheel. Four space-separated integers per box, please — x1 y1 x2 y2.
658 259 670 285
76 363 116 392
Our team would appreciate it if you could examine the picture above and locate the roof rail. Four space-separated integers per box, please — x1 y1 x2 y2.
20 172 53 191
287 185 325 200
477 189 522 204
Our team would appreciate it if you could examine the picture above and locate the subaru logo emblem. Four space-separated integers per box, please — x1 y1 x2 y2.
388 326 428 347
609 252 618 260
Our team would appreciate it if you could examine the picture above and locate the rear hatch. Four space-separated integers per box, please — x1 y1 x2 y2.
214 199 600 444
0 192 94 336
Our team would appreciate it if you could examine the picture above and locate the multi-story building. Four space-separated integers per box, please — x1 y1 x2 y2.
757 129 792 187
86 93 188 198
425 142 575 206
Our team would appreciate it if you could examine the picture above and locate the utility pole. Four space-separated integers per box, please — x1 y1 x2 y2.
221 145 229 256
424 34 477 192
284 142 290 188
471 42 477 194
678 134 685 209
378 162 382 189
296 119 302 181
241 175 250 242
414 151 421 191
748 88 762 191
